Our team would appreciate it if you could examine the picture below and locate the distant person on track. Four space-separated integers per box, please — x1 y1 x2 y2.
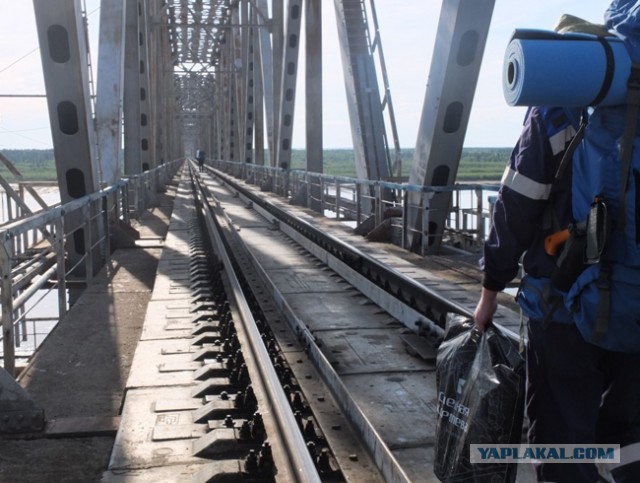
196 149 205 172
473 6 640 483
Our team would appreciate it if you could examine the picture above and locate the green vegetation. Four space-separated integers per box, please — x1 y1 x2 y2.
0 149 57 181
0 147 510 183
289 148 510 181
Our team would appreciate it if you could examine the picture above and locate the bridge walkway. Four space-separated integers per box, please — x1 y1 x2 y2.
0 168 522 482
0 175 179 483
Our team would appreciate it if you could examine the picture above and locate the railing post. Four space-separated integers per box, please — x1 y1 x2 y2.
421 191 432 256
144 175 151 211
55 217 67 321
476 187 484 246
284 168 291 198
133 177 141 216
0 242 15 377
103 196 111 264
82 205 93 283
375 183 382 226
130 179 138 218
335 179 341 220
356 182 362 224
402 189 409 249
122 184 131 224
320 176 325 214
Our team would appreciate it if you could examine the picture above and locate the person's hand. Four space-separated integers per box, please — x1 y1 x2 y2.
473 288 498 331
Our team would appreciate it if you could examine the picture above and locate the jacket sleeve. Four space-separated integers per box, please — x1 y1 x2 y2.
481 107 564 291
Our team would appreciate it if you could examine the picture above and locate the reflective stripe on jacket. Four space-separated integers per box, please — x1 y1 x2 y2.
481 106 577 295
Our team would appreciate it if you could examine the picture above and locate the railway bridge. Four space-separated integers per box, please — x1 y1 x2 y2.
0 1 534 482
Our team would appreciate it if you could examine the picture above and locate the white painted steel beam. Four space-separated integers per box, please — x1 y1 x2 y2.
255 0 275 164
32 0 102 276
333 0 389 183
123 0 143 174
138 0 153 171
305 0 323 175
32 0 99 197
275 0 303 170
95 0 126 186
407 0 495 254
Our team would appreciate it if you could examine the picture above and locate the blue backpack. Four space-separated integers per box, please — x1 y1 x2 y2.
550 68 640 351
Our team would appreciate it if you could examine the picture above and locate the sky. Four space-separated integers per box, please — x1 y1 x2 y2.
0 1 607 151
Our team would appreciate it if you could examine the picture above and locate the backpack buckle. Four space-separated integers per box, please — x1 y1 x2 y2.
585 197 609 264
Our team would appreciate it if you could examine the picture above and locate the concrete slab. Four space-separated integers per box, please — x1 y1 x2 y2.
108 387 206 470
126 339 202 389
221 204 275 227
239 227 313 270
267 267 351 294
0 437 115 483
1 175 181 483
140 300 194 340
393 446 438 483
342 371 438 449
19 285 157 419
318 328 430 375
286 292 398 331
102 461 240 482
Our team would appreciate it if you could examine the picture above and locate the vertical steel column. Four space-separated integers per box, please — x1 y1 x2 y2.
123 0 143 174
149 1 167 166
95 0 126 186
332 0 389 182
226 6 240 162
32 0 101 277
0 243 14 376
406 0 495 254
55 217 67 321
272 0 284 166
138 0 154 171
275 0 303 170
253 6 266 166
219 35 232 160
214 72 224 160
240 1 255 164
255 0 275 164
305 0 322 174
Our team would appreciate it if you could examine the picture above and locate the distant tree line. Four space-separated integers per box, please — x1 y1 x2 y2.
288 148 511 180
0 147 510 182
0 149 57 181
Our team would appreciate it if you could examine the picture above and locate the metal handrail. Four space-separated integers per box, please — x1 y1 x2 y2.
211 158 499 254
0 160 183 376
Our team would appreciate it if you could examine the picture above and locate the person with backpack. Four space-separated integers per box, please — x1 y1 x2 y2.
196 149 205 172
473 4 640 482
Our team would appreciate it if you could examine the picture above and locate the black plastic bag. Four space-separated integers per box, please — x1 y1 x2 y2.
434 316 526 482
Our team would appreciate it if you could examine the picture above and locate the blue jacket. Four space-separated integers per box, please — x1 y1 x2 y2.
481 106 579 321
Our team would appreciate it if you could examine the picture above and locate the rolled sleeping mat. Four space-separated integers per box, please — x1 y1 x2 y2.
503 29 631 107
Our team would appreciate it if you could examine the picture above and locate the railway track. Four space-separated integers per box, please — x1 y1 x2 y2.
106 163 523 482
191 164 524 482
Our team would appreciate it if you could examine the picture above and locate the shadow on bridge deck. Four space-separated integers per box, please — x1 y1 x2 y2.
0 179 178 483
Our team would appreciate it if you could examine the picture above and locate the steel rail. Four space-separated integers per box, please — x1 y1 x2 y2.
209 167 475 325
195 168 410 483
197 164 521 482
191 168 322 483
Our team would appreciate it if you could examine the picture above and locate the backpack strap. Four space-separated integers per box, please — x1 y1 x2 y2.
553 110 588 183
619 63 640 231
590 37 616 107
590 65 640 346
541 110 588 233
593 263 612 346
